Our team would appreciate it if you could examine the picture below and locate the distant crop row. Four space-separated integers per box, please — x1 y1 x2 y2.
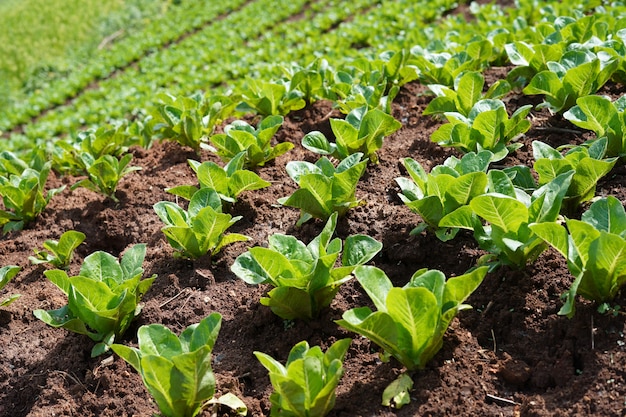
2 1 626 416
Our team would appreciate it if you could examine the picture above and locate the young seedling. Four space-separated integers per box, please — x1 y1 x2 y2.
112 313 247 417
0 265 20 308
440 170 574 269
154 188 249 260
166 153 270 206
34 244 156 356
236 79 306 117
0 161 64 233
302 106 401 163
29 230 86 269
530 196 626 317
395 151 492 241
209 115 291 168
255 338 351 417
336 265 487 371
278 153 368 227
231 212 382 320
71 153 141 203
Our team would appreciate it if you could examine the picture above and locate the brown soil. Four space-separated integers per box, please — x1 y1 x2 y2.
2 73 626 417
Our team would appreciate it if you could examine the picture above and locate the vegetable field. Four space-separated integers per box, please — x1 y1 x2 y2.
2 0 626 416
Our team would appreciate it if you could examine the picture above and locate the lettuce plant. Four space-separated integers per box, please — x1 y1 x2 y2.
530 196 626 318
52 124 137 175
154 188 249 259
71 153 140 203
440 170 574 269
34 244 156 357
430 99 532 161
236 79 305 116
523 49 619 113
302 106 401 164
231 212 382 320
505 41 565 89
396 151 492 241
29 230 86 269
423 71 511 117
153 93 237 154
111 313 247 417
278 153 367 226
254 338 351 417
0 161 64 233
336 265 487 371
409 46 483 87
166 154 270 206
209 115 292 168
563 94 626 157
0 265 20 308
532 139 617 212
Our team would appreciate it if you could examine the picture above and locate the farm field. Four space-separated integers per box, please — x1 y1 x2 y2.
2 0 626 416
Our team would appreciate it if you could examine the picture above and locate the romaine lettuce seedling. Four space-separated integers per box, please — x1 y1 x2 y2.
71 153 141 203
209 115 292 168
153 93 237 154
423 71 511 117
336 265 487 371
236 79 306 116
29 230 86 269
278 153 368 226
154 188 249 259
112 313 247 417
302 106 401 163
563 94 626 157
0 161 64 233
396 151 492 241
231 212 382 320
532 139 617 212
523 50 618 113
255 338 351 417
166 153 270 206
440 170 574 269
34 244 156 357
430 99 531 161
0 265 20 308
530 196 626 317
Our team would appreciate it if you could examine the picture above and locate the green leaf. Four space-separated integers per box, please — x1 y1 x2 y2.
582 196 626 237
382 373 414 409
80 251 123 283
342 235 382 266
456 72 484 116
470 194 528 233
563 95 615 137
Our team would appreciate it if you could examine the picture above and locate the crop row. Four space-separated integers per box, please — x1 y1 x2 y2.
0 0 249 131
2 1 626 415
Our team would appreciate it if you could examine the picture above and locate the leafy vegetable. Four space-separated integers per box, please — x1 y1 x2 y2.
154 188 249 259
0 161 64 233
423 71 511 117
563 94 626 157
209 115 292 168
29 230 86 269
523 50 619 113
254 338 351 417
336 265 487 371
382 373 413 409
0 265 21 307
440 170 574 268
532 139 617 212
71 153 140 203
153 93 237 154
396 151 492 241
231 212 382 320
530 196 626 318
430 99 532 160
33 244 156 356
166 154 271 206
112 313 247 417
236 79 306 116
302 106 401 163
278 153 368 226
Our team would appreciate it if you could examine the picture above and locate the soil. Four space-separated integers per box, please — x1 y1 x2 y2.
2 70 626 417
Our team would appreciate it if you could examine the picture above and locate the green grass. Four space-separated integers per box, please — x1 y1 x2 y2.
0 0 167 106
